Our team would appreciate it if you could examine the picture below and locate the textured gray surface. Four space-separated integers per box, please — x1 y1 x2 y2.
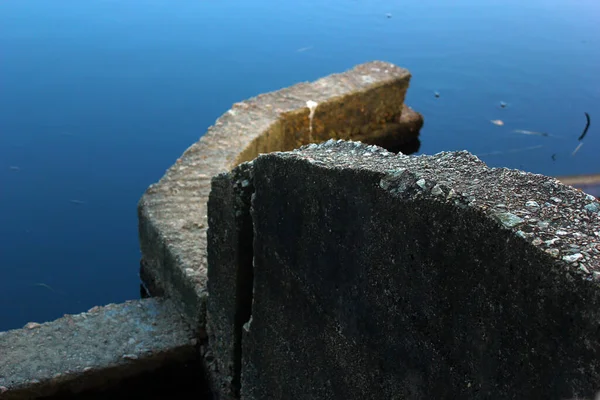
241 140 600 400
0 298 197 399
137 61 420 338
137 61 423 397
206 163 255 400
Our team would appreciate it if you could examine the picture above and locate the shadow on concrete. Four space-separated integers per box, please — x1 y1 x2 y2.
42 359 213 400
380 136 421 155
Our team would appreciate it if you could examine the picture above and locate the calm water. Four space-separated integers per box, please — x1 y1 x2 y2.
1 0 599 331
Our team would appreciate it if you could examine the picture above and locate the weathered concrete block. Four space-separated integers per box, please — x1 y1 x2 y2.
206 162 255 399
0 299 197 399
241 140 600 399
138 61 423 394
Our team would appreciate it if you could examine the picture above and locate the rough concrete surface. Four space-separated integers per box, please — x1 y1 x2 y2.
0 298 197 399
241 140 600 399
206 162 255 400
137 61 423 394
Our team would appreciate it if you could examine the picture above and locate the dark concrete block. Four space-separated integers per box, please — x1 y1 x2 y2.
0 299 198 399
207 162 255 399
241 140 600 400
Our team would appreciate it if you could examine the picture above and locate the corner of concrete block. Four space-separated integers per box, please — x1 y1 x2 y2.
207 161 256 399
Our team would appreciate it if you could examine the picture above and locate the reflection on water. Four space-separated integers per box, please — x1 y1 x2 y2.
0 0 599 330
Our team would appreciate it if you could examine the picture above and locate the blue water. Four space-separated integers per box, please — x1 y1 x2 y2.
1 0 598 331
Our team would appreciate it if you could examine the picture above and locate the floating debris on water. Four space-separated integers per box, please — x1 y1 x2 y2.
32 282 61 294
499 101 507 108
296 46 313 53
434 91 440 98
572 142 584 156
490 119 504 126
572 112 591 156
477 144 544 157
513 129 553 137
386 13 392 18
578 112 591 141
69 199 86 205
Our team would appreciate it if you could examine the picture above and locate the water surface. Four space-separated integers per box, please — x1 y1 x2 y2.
1 0 598 331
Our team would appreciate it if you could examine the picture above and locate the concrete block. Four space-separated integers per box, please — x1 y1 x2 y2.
241 140 600 399
0 299 197 399
206 162 255 399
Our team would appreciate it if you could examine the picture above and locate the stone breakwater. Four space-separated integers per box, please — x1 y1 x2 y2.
136 60 423 397
0 61 423 399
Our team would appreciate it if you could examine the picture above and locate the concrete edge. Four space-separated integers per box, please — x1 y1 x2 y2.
0 298 198 399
